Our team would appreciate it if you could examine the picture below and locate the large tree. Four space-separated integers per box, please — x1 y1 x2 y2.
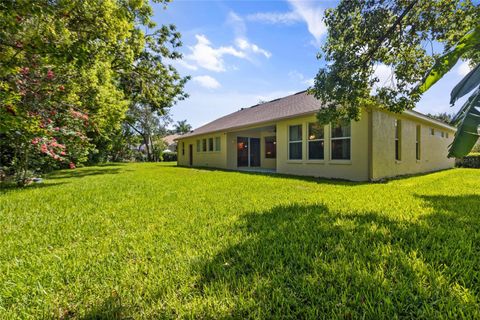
311 0 480 157
0 0 188 183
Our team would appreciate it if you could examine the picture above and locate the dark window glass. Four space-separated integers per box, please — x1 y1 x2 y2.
289 142 302 160
208 138 214 151
331 121 351 138
265 136 276 158
289 125 302 141
202 139 207 152
214 137 221 151
182 142 185 155
331 139 351 160
308 123 324 140
395 120 401 160
308 141 324 159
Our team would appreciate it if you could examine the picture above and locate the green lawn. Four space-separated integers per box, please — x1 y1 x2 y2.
1 163 479 319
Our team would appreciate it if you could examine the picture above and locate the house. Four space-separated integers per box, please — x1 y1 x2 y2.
176 91 456 181
162 134 181 152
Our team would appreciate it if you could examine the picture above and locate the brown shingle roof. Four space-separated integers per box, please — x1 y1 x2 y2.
181 90 322 138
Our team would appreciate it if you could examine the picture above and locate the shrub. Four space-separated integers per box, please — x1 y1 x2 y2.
456 153 480 168
162 151 177 162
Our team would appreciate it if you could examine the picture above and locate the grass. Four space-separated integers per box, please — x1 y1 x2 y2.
1 163 479 319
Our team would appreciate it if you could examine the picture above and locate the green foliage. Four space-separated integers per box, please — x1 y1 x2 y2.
174 120 192 134
0 0 188 182
161 151 177 162
456 153 480 168
418 27 480 94
1 164 479 318
312 0 479 123
449 89 480 157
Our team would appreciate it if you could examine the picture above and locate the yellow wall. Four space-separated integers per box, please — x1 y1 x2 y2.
177 133 227 169
371 110 455 180
275 114 370 181
177 109 456 181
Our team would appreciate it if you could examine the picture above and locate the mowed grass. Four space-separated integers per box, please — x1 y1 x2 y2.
1 163 480 319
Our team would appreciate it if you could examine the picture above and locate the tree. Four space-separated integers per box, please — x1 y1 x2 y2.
125 104 170 162
427 112 454 123
311 0 479 156
174 120 192 134
0 0 188 183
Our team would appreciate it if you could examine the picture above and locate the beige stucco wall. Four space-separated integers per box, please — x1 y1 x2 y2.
177 133 227 169
275 114 370 181
371 109 455 180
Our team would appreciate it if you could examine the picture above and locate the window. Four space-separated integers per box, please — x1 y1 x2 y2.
182 142 185 156
265 136 276 158
331 121 351 160
446 132 449 138
202 139 207 152
208 138 214 151
431 128 435 135
196 140 200 152
441 131 445 138
395 120 401 161
308 123 324 160
289 125 302 160
214 137 221 151
416 125 421 160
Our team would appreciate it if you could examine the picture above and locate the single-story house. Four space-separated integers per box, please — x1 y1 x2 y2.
176 91 456 181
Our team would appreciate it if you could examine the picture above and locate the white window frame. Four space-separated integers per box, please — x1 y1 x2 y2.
288 124 303 160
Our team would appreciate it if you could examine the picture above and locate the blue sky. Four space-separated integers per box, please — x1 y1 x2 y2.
153 0 472 129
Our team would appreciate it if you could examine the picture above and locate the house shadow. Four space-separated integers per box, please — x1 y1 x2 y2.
193 195 480 318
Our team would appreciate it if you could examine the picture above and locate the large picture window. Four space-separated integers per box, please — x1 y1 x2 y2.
265 136 276 158
331 121 351 160
308 123 324 160
395 120 401 161
289 125 302 160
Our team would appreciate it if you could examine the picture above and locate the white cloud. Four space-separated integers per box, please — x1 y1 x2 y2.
246 11 301 25
235 38 271 58
192 75 221 89
185 34 245 72
288 70 314 87
287 0 327 46
458 60 472 76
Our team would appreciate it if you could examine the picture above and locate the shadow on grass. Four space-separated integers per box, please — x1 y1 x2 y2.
79 293 124 320
194 195 480 318
0 181 70 195
47 167 123 180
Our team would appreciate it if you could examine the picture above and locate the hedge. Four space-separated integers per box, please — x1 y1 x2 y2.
162 152 177 162
456 153 480 168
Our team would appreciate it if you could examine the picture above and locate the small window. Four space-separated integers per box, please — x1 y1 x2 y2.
416 125 421 161
308 123 324 160
441 131 445 138
202 139 207 152
196 140 200 152
331 120 351 160
431 128 435 135
289 125 302 160
446 132 449 138
182 142 185 156
395 120 401 161
214 137 221 151
208 138 214 151
265 136 276 158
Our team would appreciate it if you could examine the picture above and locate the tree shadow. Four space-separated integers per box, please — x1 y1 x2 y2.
78 292 126 320
193 196 480 318
47 168 123 180
0 181 70 195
